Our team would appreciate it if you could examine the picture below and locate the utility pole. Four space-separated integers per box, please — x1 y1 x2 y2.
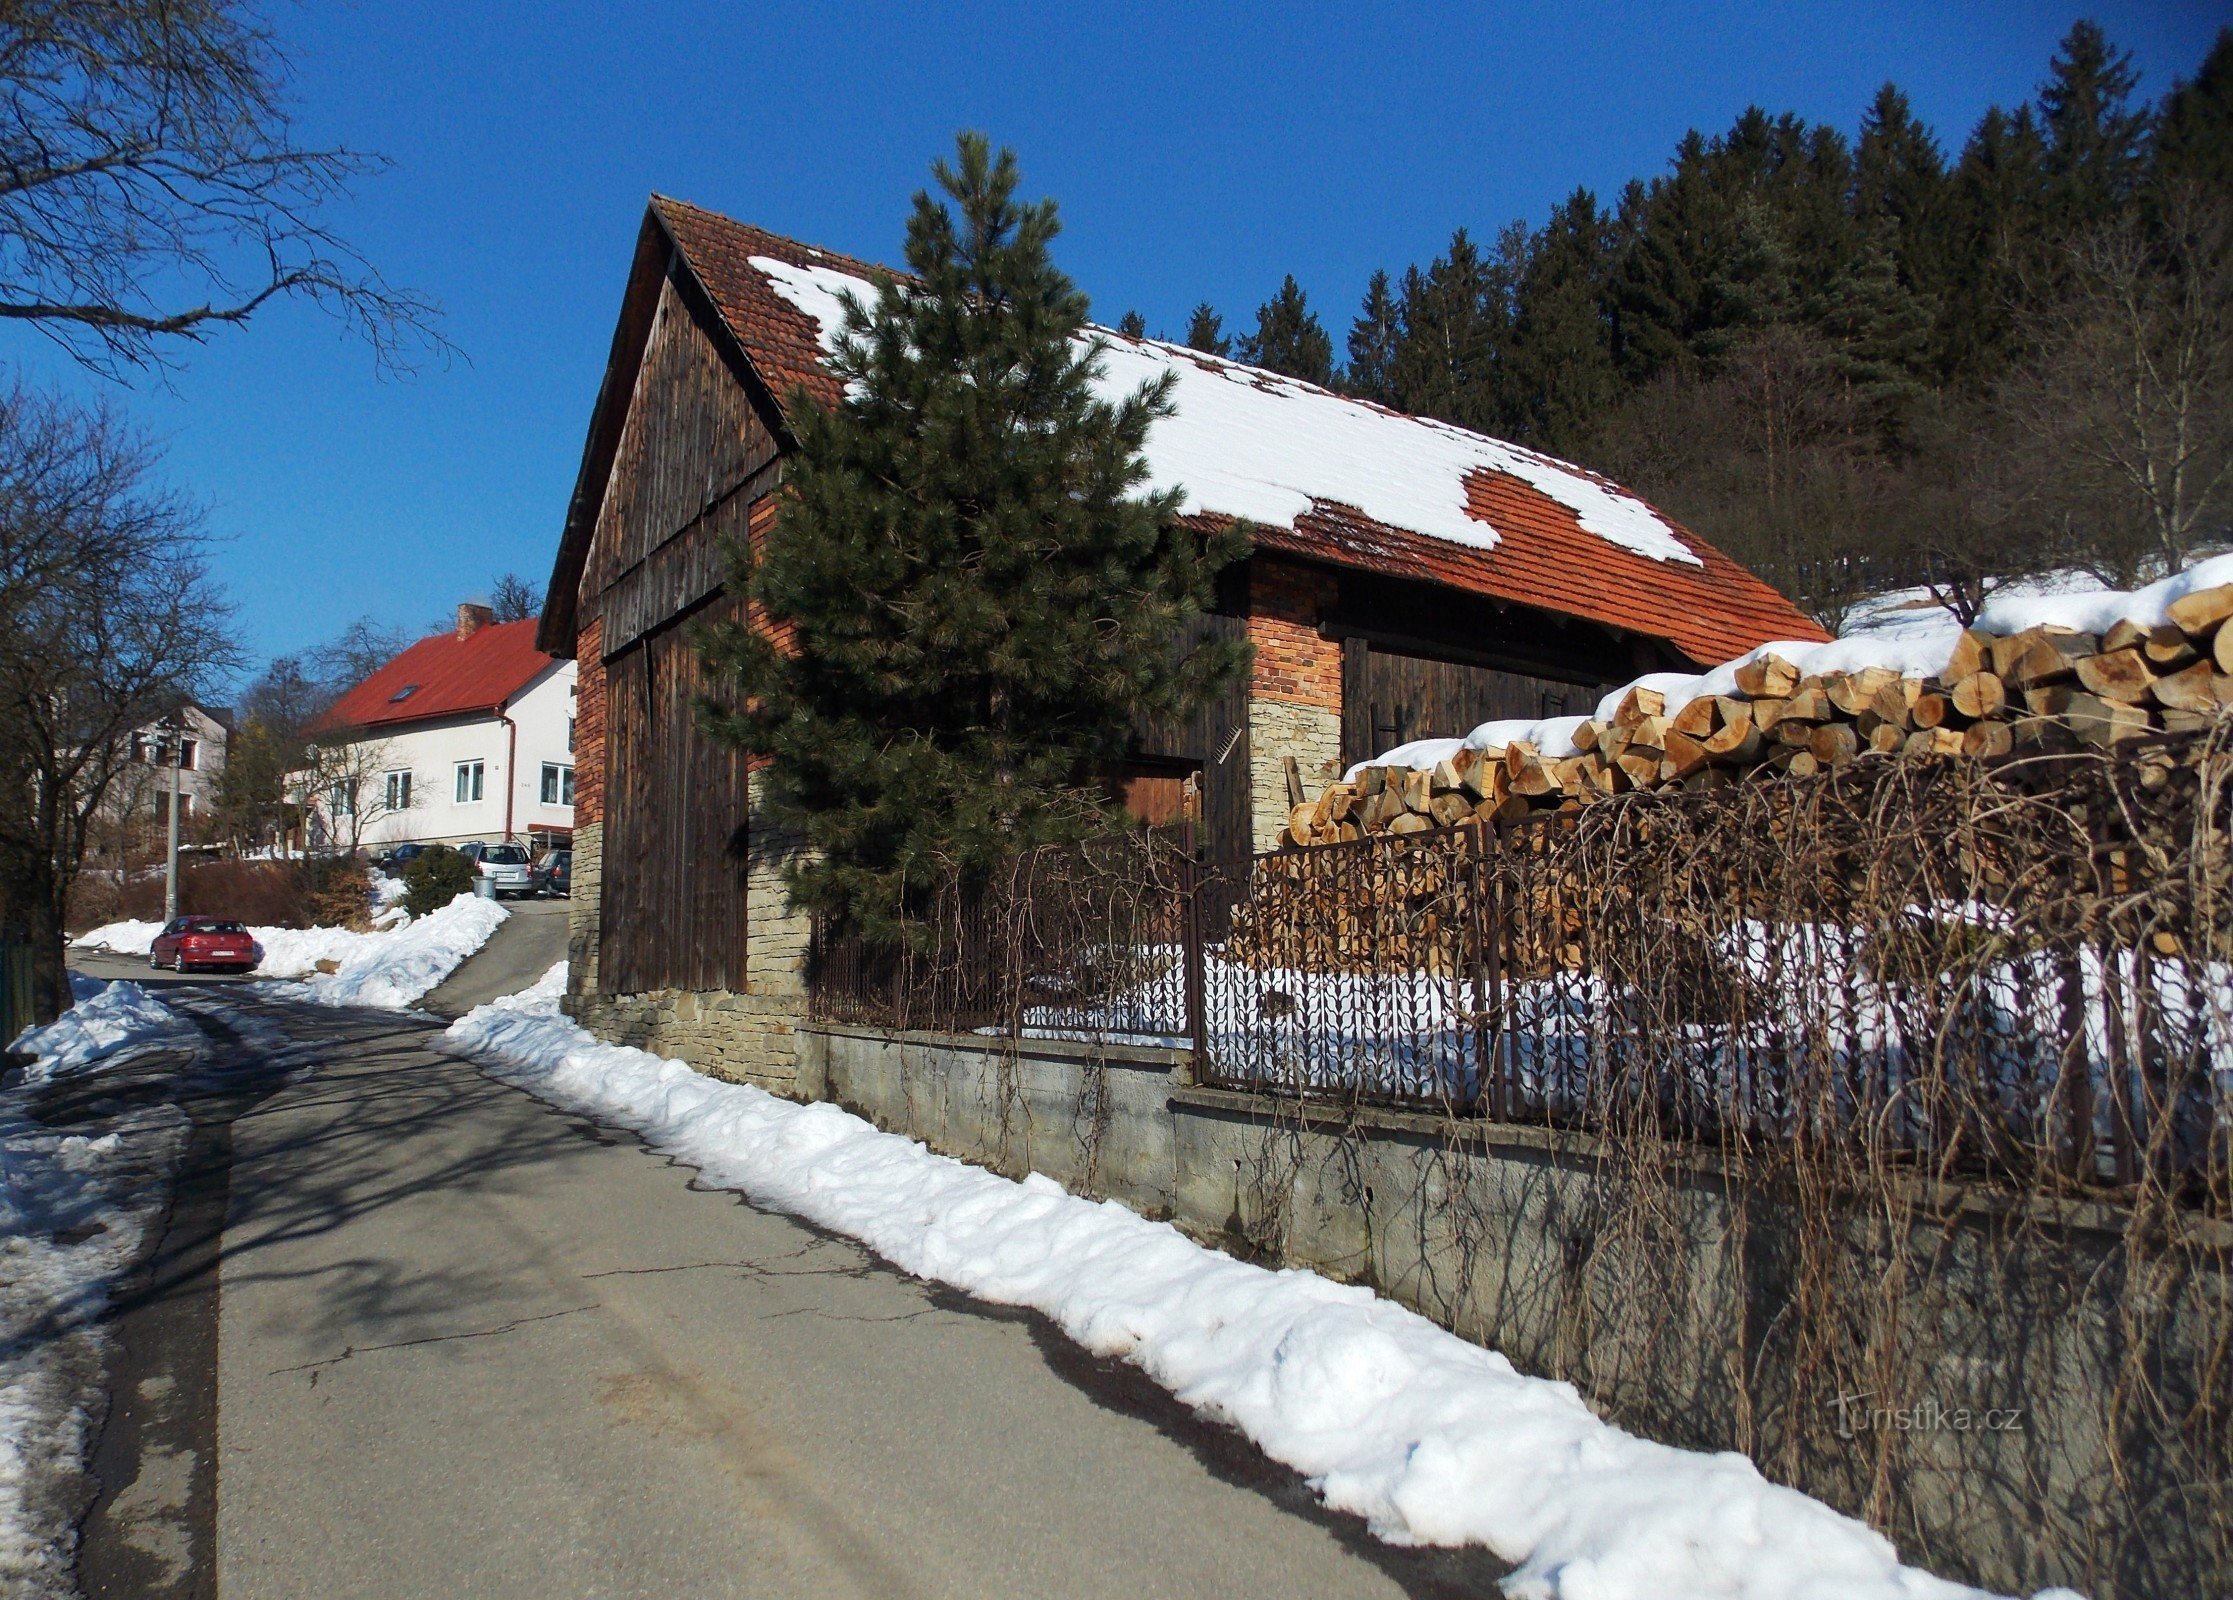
163 716 182 923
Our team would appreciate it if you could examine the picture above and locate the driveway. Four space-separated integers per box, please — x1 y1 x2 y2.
80 982 1500 1599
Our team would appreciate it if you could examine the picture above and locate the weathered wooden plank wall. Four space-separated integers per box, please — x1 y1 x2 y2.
1339 639 1610 767
1132 607 1252 875
585 268 768 997
585 276 778 603
598 591 753 994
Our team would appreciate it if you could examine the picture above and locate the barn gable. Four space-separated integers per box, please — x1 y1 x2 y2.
554 229 783 1000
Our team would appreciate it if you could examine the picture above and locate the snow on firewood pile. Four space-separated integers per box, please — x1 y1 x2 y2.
1305 557 2233 845
749 253 1700 567
439 963 2058 1600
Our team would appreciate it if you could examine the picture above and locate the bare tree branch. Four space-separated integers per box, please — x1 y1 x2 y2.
0 383 239 1017
0 0 449 377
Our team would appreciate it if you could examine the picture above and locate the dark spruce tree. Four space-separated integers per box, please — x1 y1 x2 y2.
2037 19 2148 235
701 134 1249 941
1938 104 2049 380
1235 275 1334 384
1853 84 1952 311
1387 227 1513 432
1183 302 1230 356
1343 268 1401 404
1503 191 1621 453
2150 28 2233 205
1117 309 1147 337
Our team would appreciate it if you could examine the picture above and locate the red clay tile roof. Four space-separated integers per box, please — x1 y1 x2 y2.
319 619 555 732
642 197 1828 668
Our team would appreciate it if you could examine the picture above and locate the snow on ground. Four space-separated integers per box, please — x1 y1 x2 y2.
67 921 163 957
1352 558 2233 774
8 975 194 1086
750 254 1701 568
0 979 196 1595
441 966 2059 1600
73 893 507 1010
257 893 507 1011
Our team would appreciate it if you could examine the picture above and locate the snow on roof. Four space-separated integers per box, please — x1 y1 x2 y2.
749 255 1702 570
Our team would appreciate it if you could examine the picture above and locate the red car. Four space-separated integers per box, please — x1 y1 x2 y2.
148 916 258 974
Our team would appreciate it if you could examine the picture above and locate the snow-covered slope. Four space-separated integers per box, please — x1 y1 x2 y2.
9 976 193 1085
257 894 508 1010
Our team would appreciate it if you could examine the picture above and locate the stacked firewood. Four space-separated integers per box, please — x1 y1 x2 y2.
1284 585 2233 847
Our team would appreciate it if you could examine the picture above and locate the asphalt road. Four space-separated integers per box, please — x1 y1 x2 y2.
76 979 1503 1600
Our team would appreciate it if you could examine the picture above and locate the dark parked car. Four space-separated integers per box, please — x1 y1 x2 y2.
377 841 431 874
149 917 258 974
537 849 571 898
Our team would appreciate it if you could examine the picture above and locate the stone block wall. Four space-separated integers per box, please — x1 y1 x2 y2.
569 770 816 1096
563 820 604 1009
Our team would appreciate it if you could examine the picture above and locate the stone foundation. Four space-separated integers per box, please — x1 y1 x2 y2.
566 774 816 1095
1246 698 1341 852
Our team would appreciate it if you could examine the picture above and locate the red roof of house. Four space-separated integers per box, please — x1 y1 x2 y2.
319 618 555 732
547 198 1828 670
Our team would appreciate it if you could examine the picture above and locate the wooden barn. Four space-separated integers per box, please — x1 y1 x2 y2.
536 196 1827 1085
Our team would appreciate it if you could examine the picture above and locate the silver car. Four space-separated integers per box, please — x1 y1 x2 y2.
462 841 538 898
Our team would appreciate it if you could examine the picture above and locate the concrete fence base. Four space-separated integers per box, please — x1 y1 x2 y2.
792 1020 2222 1600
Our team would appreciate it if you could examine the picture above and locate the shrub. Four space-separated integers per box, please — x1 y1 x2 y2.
93 857 312 929
304 857 374 930
401 846 477 917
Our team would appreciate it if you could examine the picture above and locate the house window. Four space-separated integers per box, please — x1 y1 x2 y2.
540 763 574 806
329 780 356 817
566 715 575 753
129 734 148 763
178 737 198 771
384 770 412 811
454 760 485 803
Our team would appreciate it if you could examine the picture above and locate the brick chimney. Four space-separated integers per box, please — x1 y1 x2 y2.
456 602 494 640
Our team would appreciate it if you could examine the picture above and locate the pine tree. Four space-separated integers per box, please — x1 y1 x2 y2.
1183 302 1229 356
1609 142 1719 380
1854 84 1952 311
1117 309 1146 338
1387 228 1507 428
1503 190 1621 453
2152 28 2233 203
1813 227 1934 437
1938 105 2049 380
2038 20 2148 234
1235 275 1333 384
1343 269 1401 404
702 134 1249 939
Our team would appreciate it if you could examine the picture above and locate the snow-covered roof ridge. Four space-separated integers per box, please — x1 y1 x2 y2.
747 253 1703 570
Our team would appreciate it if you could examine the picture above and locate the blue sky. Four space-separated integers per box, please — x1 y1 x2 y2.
7 1 2224 681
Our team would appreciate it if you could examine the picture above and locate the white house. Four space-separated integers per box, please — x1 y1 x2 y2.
114 701 232 829
311 603 578 851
